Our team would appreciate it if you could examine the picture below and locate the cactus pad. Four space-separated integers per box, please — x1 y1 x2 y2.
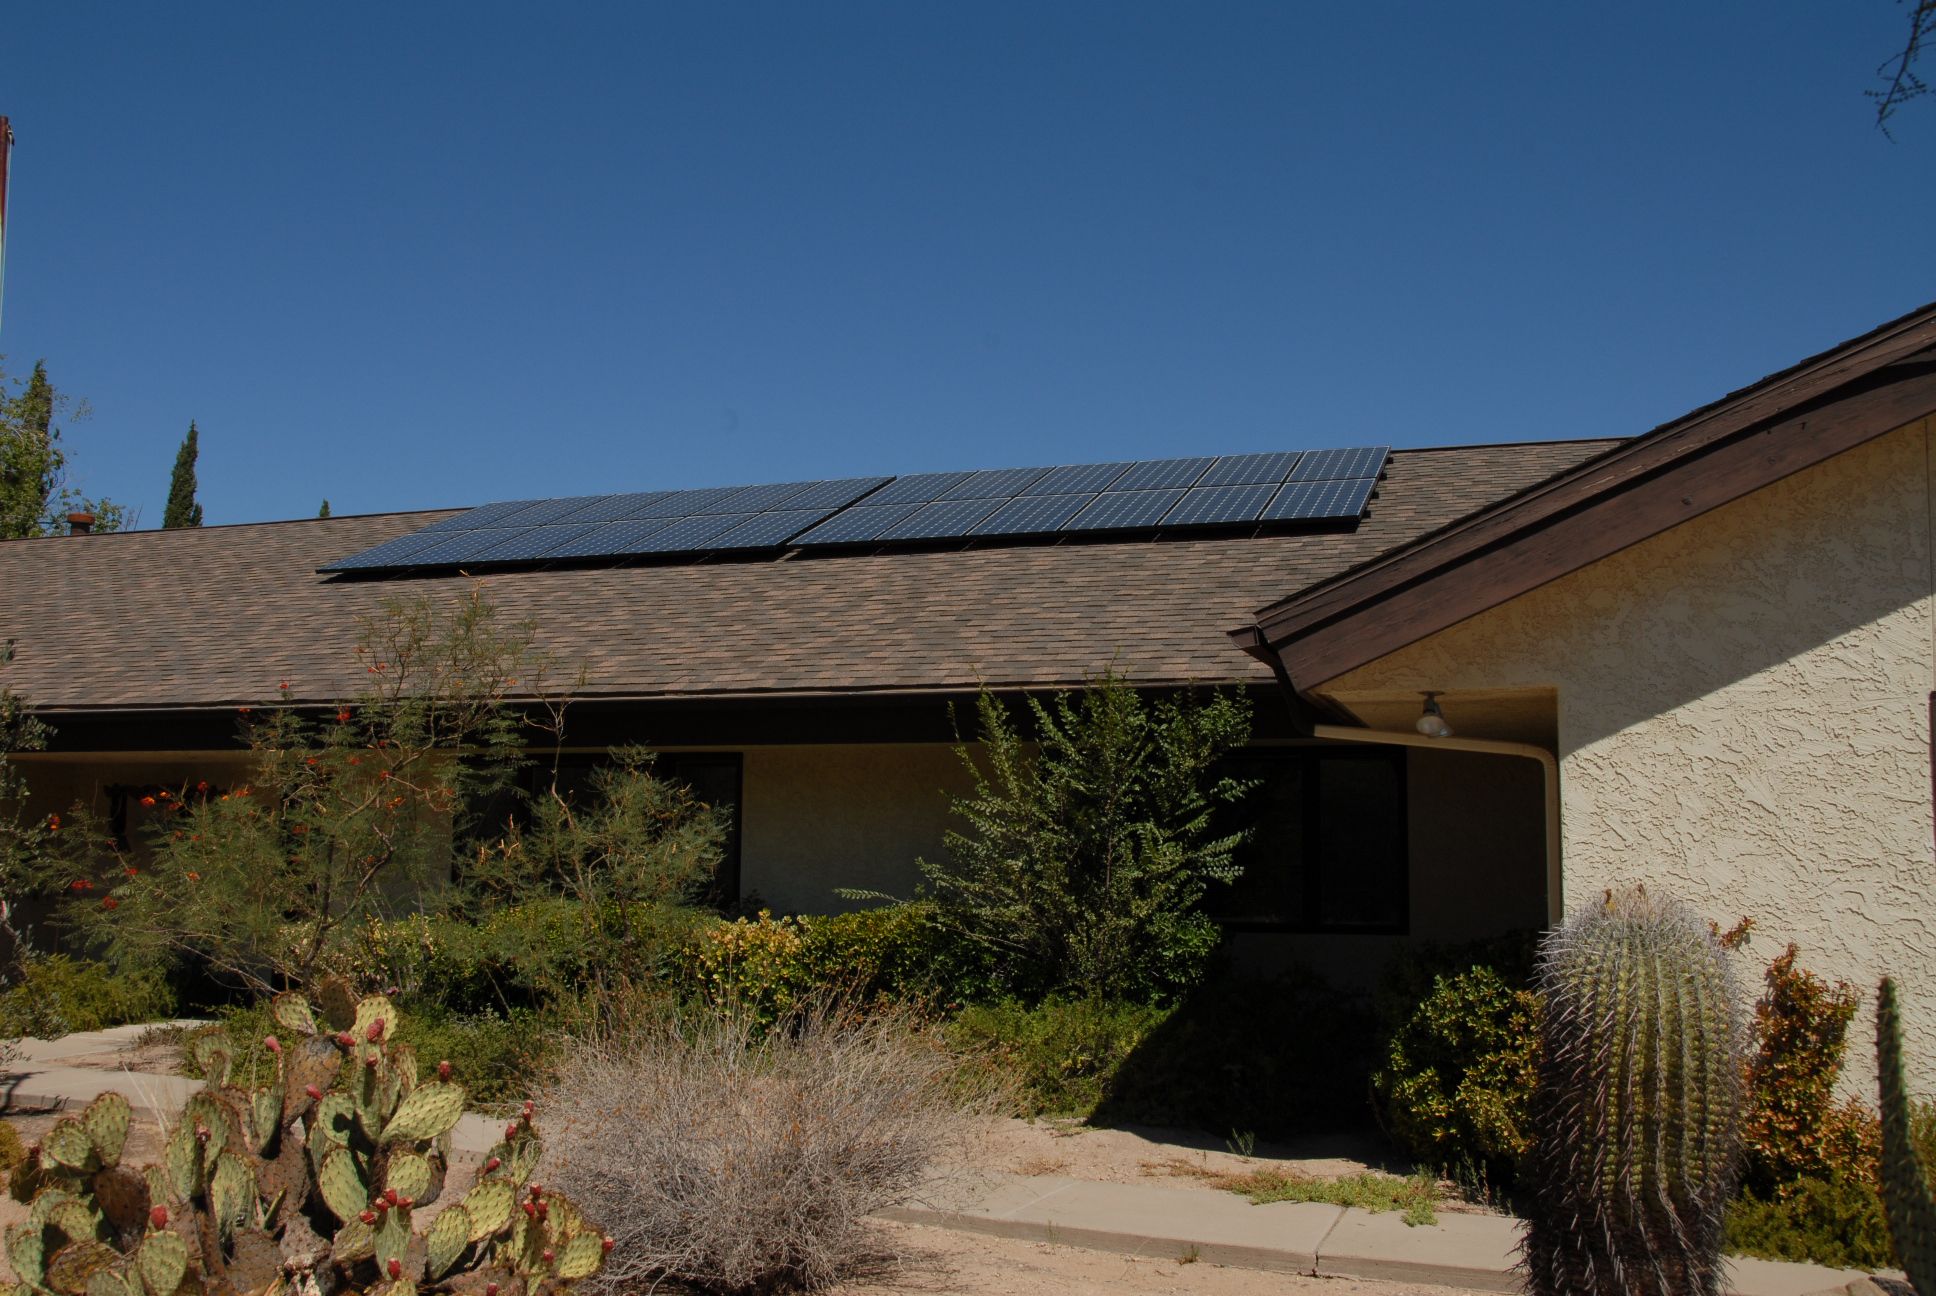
45 1241 121 1296
384 1154 433 1204
317 1147 368 1223
44 1118 100 1172
330 1218 375 1264
459 1181 514 1242
87 1167 150 1234
79 1095 132 1170
381 1083 465 1145
373 1204 411 1272
83 1264 137 1296
134 1231 187 1296
351 996 396 1045
552 1233 604 1281
188 1036 231 1090
46 1199 102 1244
178 1096 230 1172
227 1229 281 1296
161 1125 200 1201
208 1154 256 1236
270 992 317 1037
424 1206 471 1278
7 1221 46 1285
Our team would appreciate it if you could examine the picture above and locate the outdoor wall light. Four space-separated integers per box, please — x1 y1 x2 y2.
1415 691 1454 738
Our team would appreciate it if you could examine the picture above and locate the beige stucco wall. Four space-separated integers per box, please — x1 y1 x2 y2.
1324 417 1936 1095
737 744 972 913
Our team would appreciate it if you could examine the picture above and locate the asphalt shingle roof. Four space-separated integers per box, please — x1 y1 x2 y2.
1 439 1621 712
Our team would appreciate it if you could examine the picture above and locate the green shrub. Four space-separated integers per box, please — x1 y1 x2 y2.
0 1119 24 1185
0 953 175 1037
1740 944 1865 1197
948 997 1169 1117
1727 1176 1895 1269
1097 967 1376 1139
1374 964 1540 1181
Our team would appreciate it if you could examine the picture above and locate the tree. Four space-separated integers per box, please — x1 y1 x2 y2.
915 673 1255 1003
0 638 51 967
0 359 127 538
318 499 331 518
162 421 203 529
1874 0 1936 133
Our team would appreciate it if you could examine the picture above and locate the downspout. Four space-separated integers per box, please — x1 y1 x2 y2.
1306 722 1564 926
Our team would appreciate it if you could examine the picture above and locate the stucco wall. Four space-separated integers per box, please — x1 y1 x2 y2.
737 744 972 913
1323 418 1936 1095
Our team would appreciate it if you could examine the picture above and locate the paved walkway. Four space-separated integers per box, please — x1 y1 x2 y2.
2 1027 1887 1296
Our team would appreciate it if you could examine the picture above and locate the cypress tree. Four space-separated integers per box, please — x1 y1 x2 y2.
163 421 204 529
318 499 331 518
0 361 60 539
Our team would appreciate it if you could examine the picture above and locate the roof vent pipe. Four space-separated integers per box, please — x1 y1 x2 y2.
66 512 95 536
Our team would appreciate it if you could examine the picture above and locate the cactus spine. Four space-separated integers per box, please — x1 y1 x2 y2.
1876 977 1936 1293
1522 888 1746 1296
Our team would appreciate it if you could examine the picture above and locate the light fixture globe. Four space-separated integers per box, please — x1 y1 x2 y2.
1415 691 1453 738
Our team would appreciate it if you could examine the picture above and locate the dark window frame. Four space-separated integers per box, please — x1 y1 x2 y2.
1209 744 1409 936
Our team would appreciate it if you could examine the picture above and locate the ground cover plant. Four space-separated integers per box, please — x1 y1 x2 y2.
538 1000 990 1295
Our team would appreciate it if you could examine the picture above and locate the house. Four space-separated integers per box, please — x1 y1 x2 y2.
3 303 1932 1087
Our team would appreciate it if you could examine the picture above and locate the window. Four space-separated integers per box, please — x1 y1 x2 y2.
1206 747 1407 933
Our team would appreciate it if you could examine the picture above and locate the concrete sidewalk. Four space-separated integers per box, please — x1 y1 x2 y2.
885 1172 1874 1296
1 1028 1888 1296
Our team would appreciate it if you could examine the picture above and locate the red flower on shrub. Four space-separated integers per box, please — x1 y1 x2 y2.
337 708 352 724
195 780 209 793
124 867 138 877
45 814 59 831
68 879 90 891
139 795 157 807
186 872 201 882
101 897 118 910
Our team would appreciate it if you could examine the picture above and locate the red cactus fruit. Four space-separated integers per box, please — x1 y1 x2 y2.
483 1157 501 1173
505 1122 519 1139
383 1188 400 1206
486 1285 499 1296
149 1206 169 1230
528 1183 542 1198
388 1259 402 1279
305 1084 324 1101
365 1053 380 1068
359 1210 377 1225
520 1201 536 1219
264 1035 281 1054
336 1032 356 1048
542 1250 555 1265
437 1060 452 1080
601 1238 614 1254
367 1018 386 1042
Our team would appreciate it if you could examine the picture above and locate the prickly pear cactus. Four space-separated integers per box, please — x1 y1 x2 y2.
1522 888 1747 1296
1877 977 1935 1295
0 978 609 1296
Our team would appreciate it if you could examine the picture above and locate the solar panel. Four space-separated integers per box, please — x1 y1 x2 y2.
707 509 832 550
490 496 615 528
539 516 682 558
466 522 602 562
971 493 1096 536
633 485 749 518
862 472 976 507
321 528 459 570
1161 483 1278 528
1022 462 1134 496
1196 451 1301 488
549 491 679 525
791 503 925 545
1062 489 1187 532
402 528 531 566
1112 457 1215 492
627 513 751 553
1260 475 1377 521
711 480 818 513
942 466 1052 500
773 476 894 511
1288 447 1389 481
874 497 1004 541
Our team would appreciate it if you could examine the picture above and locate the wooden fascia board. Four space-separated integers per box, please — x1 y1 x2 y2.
1251 312 1936 645
1266 353 1936 690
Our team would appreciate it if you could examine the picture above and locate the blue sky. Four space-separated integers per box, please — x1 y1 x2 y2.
2 3 1931 526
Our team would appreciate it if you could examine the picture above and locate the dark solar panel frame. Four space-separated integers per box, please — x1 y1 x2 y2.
401 528 531 566
321 528 461 570
971 493 1097 536
1062 488 1187 532
874 497 1004 541
465 522 602 562
941 466 1053 500
1196 451 1301 488
632 485 749 518
1111 457 1215 492
1021 462 1133 496
491 496 616 528
862 471 977 507
1287 447 1389 482
774 476 894 511
712 480 818 513
626 512 751 553
1162 483 1279 528
791 503 925 545
1261 476 1377 521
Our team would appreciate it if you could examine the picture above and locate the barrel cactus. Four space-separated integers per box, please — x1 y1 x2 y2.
1877 977 1935 1294
1522 888 1747 1296
2 978 607 1296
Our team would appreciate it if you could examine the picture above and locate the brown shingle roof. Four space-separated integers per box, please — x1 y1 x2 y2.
1 439 1620 712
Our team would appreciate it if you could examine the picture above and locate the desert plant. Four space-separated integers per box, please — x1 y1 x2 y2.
1877 976 1936 1293
0 955 175 1040
909 675 1254 1004
539 1000 987 1293
1739 945 1865 1196
1522 888 1748 1296
2 979 607 1296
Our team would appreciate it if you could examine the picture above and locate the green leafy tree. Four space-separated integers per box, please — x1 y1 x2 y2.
0 638 52 967
916 673 1254 1004
0 359 127 537
44 590 544 993
162 420 204 528
318 499 331 518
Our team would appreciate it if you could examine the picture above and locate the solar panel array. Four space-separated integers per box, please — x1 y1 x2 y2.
322 447 1388 572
